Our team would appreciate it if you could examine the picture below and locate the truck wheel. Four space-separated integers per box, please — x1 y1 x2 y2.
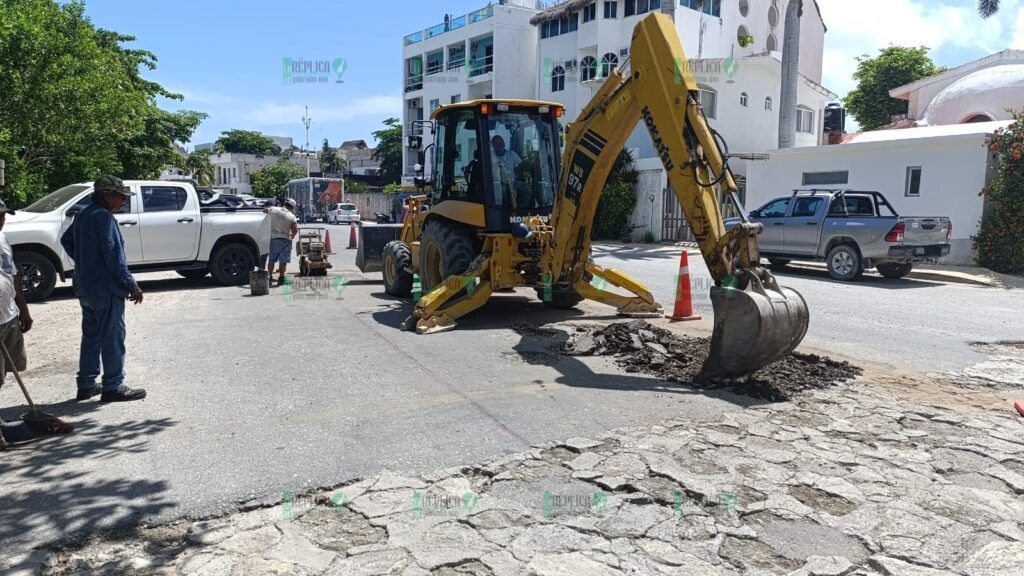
14 251 57 303
768 258 791 268
877 262 913 279
209 242 255 285
535 285 584 310
177 269 209 280
419 219 476 292
383 241 414 297
826 244 863 281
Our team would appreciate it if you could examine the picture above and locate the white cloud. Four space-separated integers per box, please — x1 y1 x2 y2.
817 0 1021 99
1012 6 1024 48
242 95 402 126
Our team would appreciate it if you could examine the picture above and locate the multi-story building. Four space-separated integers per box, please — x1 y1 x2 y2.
339 140 380 177
207 153 311 196
400 1 541 184
531 0 834 240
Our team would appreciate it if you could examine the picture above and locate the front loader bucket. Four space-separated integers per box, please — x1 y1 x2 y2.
356 223 402 273
700 274 809 379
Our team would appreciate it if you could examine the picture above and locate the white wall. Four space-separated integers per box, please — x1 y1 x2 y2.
745 133 993 265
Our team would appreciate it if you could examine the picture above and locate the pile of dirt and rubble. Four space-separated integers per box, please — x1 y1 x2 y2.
564 320 861 401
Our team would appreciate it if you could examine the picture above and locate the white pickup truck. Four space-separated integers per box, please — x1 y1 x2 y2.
6 180 267 302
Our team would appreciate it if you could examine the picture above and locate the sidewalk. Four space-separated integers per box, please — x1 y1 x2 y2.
5 378 1023 576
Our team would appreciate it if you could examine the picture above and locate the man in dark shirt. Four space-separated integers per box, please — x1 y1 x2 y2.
60 176 146 403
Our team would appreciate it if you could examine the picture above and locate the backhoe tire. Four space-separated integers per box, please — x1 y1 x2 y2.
383 241 414 297
877 262 913 279
826 244 863 282
536 286 584 310
419 219 476 292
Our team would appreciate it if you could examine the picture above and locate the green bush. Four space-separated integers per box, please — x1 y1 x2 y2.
346 181 368 194
974 111 1024 274
593 149 639 241
383 182 402 194
643 230 656 244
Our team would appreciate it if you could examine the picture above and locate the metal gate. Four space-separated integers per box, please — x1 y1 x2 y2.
660 176 747 241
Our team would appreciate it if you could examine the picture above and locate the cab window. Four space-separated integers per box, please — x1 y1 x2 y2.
791 197 823 218
757 198 791 218
141 186 187 212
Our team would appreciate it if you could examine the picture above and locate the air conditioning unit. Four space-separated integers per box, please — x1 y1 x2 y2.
409 99 422 109
619 48 629 57
566 59 578 69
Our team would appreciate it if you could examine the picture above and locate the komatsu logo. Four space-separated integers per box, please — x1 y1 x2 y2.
641 106 674 172
510 215 550 224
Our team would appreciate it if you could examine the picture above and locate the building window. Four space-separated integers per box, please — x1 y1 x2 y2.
626 0 654 17
796 106 815 134
698 86 717 119
681 0 720 17
601 52 619 77
430 99 440 112
905 167 922 197
451 94 461 104
604 1 618 18
583 2 597 22
580 56 598 81
551 66 566 92
768 5 780 27
802 171 849 186
740 92 748 107
765 96 773 111
448 45 466 69
766 34 778 52
426 51 444 75
738 0 749 16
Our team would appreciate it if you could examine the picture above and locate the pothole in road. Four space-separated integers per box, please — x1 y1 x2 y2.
564 321 862 401
295 506 386 553
788 486 857 516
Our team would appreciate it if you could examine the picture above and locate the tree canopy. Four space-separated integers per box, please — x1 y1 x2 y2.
251 157 306 198
214 130 281 156
844 46 944 131
0 0 206 205
371 118 403 187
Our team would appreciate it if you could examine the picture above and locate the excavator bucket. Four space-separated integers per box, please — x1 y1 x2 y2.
701 274 809 379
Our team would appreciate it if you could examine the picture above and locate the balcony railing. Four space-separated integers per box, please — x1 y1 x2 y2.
448 57 466 70
468 55 494 77
404 75 424 92
403 5 493 46
426 61 444 75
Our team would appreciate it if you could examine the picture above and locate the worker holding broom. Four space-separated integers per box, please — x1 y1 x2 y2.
0 199 70 448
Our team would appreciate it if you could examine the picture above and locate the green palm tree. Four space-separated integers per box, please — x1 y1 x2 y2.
184 152 214 186
978 0 1000 18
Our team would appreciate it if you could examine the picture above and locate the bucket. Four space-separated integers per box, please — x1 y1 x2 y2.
250 271 270 296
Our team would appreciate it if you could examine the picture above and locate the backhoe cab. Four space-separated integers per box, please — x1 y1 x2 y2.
369 12 809 379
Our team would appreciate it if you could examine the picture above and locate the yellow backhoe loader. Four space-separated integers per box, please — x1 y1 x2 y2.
360 12 809 378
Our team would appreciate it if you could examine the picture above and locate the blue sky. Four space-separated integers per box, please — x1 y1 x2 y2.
77 0 1024 147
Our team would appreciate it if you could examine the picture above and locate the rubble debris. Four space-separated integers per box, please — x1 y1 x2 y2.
564 320 861 401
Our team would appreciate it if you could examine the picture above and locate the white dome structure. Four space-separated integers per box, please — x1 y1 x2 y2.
922 64 1024 126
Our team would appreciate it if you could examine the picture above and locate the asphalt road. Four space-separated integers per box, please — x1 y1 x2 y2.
0 228 751 552
1 231 1018 553
591 244 1023 376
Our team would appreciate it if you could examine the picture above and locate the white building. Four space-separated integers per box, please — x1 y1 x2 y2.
889 49 1024 127
207 153 311 195
746 122 1010 265
401 1 541 183
531 0 831 240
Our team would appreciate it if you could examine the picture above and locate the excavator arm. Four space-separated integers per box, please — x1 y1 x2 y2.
548 13 809 377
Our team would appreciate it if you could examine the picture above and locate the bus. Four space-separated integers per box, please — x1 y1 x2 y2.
284 177 345 223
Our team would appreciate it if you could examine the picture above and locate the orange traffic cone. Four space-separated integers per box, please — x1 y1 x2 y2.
347 223 357 249
1015 400 1024 417
667 250 701 322
324 229 333 254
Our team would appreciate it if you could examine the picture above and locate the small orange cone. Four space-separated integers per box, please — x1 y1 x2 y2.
324 229 333 254
1015 400 1024 417
347 223 357 249
667 250 701 322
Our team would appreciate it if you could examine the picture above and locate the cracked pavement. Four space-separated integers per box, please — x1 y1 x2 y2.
6 375 1023 576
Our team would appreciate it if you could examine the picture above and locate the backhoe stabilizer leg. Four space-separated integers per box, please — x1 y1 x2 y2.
577 263 663 318
407 259 495 335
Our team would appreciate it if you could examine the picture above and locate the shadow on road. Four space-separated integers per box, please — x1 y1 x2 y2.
771 265 947 289
0 416 178 549
39 276 233 305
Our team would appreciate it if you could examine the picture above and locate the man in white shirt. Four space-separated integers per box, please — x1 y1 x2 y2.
0 199 34 449
263 198 299 286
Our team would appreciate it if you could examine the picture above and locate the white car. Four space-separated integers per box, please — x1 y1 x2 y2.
6 181 268 301
328 203 360 224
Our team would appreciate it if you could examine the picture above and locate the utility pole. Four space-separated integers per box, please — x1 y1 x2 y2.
302 105 312 177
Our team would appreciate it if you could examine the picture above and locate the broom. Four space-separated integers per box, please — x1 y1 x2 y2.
0 339 73 436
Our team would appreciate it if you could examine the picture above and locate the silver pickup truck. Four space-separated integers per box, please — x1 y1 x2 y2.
741 189 951 281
